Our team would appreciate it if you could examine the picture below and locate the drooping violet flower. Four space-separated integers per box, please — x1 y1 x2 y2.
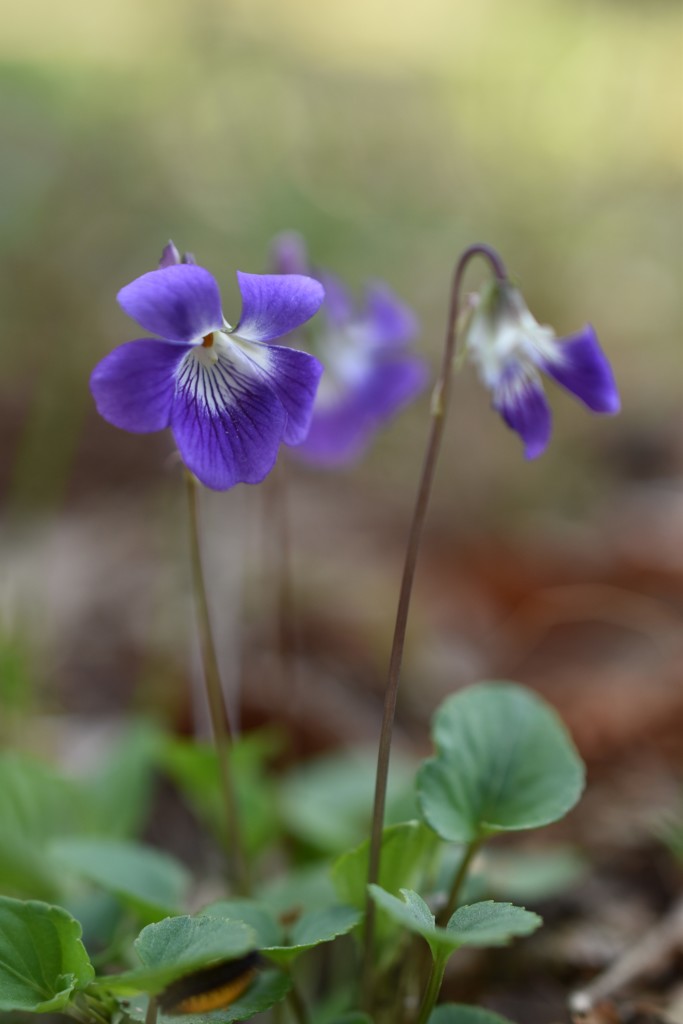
463 277 620 459
270 232 428 466
90 250 324 490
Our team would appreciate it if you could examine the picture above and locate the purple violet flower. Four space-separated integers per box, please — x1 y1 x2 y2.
464 278 620 459
90 247 325 490
271 233 429 465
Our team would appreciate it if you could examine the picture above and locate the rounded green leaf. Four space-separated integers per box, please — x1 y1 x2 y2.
0 896 94 1012
106 915 256 995
279 749 416 852
430 1007 515 1024
417 683 585 842
50 838 191 922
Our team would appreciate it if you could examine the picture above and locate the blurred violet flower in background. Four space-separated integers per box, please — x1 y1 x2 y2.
271 232 429 466
158 241 196 267
90 248 324 490
464 277 620 459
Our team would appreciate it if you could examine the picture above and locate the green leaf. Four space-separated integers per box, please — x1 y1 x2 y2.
368 887 540 959
417 683 585 842
50 838 191 922
200 900 281 947
264 905 361 965
87 720 163 839
328 1016 374 1024
333 821 436 912
445 902 541 947
105 915 256 995
333 821 436 955
429 1007 515 1024
162 734 280 857
124 969 291 1023
484 847 586 901
279 749 416 853
0 896 94 1012
201 900 360 965
0 753 96 900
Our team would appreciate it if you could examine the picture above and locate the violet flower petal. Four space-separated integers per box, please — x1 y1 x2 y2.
118 265 223 343
362 284 419 349
171 345 287 490
316 271 355 328
541 325 620 414
90 339 191 433
236 340 324 445
233 272 324 344
298 355 428 465
493 367 552 460
270 232 309 276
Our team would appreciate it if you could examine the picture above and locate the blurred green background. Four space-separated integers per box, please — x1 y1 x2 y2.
2 0 681 514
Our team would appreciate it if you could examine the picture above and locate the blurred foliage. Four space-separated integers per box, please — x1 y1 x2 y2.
0 0 680 514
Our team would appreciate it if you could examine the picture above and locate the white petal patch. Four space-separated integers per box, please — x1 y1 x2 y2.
175 334 272 415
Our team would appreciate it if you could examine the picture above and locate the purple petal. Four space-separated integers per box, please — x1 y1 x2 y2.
361 284 419 348
90 339 190 433
171 345 287 490
237 341 324 445
159 242 181 268
118 265 223 343
541 325 620 414
233 272 324 344
493 367 552 460
296 356 429 465
270 232 309 276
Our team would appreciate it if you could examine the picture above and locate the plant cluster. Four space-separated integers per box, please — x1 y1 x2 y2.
0 237 619 1023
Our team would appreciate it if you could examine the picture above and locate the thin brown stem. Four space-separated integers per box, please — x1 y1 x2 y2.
361 244 507 1006
185 471 250 895
144 997 158 1024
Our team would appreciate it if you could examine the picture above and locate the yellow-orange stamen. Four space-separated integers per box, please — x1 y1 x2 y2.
202 333 214 348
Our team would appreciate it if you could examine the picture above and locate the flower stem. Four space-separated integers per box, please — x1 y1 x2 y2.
145 997 158 1024
437 838 483 927
286 980 310 1024
415 954 448 1024
361 244 507 1004
185 470 250 895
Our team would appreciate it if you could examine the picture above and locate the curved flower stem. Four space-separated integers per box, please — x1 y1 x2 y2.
185 471 250 895
361 244 507 1004
436 838 483 927
415 953 448 1024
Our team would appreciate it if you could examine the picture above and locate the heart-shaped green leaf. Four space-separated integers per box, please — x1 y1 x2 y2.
105 915 256 995
417 683 584 842
0 897 94 1012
